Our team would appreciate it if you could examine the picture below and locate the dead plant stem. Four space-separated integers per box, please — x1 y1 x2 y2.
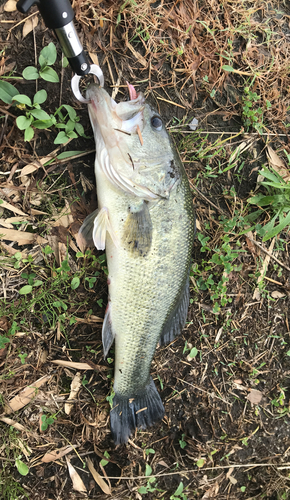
246 235 290 273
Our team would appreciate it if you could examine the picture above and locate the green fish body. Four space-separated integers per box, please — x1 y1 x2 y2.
80 84 195 444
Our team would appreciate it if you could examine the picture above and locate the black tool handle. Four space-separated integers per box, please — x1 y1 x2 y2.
16 0 90 76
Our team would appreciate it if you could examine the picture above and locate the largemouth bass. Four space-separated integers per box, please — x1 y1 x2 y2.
80 83 195 444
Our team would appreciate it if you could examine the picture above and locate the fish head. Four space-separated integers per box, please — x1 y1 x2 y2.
87 83 180 199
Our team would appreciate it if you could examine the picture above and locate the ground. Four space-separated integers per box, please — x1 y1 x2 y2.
1 0 290 499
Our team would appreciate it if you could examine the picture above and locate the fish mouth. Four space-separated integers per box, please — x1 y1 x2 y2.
86 82 145 135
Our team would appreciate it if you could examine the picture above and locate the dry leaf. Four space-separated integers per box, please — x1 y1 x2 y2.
125 40 147 66
0 417 27 432
51 360 95 370
195 218 201 231
253 238 276 300
229 140 252 164
74 315 103 324
87 457 111 495
0 60 16 77
0 228 35 246
0 199 29 217
247 389 263 405
65 373 82 415
0 219 13 229
89 52 99 66
267 145 290 182
23 15 39 38
4 0 17 11
271 291 286 299
202 483 219 499
51 200 74 228
66 457 87 493
42 445 74 463
30 208 48 216
0 241 27 256
157 460 169 468
5 375 51 414
17 438 32 459
245 231 259 257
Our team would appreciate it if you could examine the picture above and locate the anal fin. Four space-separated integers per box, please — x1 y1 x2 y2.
102 302 115 358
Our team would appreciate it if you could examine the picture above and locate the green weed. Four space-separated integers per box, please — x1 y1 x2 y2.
248 163 290 241
0 43 85 143
40 413 57 432
22 42 59 83
0 426 31 499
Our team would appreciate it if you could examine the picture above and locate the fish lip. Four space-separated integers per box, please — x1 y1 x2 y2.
87 83 145 134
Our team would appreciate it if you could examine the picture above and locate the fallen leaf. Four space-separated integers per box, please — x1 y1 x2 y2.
23 15 39 38
51 200 74 228
5 375 51 414
229 140 253 164
246 388 263 405
195 218 201 231
125 40 147 66
202 483 219 499
226 466 234 479
4 0 17 11
87 457 111 495
65 372 82 415
253 237 276 300
89 52 99 66
0 241 27 256
233 381 248 391
42 445 74 463
0 316 10 332
0 417 27 432
267 145 290 182
1 216 29 224
30 208 48 215
66 457 87 493
245 231 259 257
51 360 96 370
0 60 16 77
17 438 32 459
271 291 286 299
0 199 29 217
0 228 35 246
157 460 169 468
74 315 103 324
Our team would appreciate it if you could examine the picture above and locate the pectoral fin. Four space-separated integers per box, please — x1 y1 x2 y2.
78 207 117 250
78 209 99 249
93 207 118 250
122 201 152 257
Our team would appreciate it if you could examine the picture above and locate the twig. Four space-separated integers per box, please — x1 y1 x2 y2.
189 180 226 215
169 129 289 137
176 377 230 405
246 235 290 273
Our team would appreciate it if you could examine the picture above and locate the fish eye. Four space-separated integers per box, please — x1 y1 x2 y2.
151 115 163 130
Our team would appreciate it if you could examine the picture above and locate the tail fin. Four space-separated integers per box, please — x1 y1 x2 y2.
110 378 164 445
